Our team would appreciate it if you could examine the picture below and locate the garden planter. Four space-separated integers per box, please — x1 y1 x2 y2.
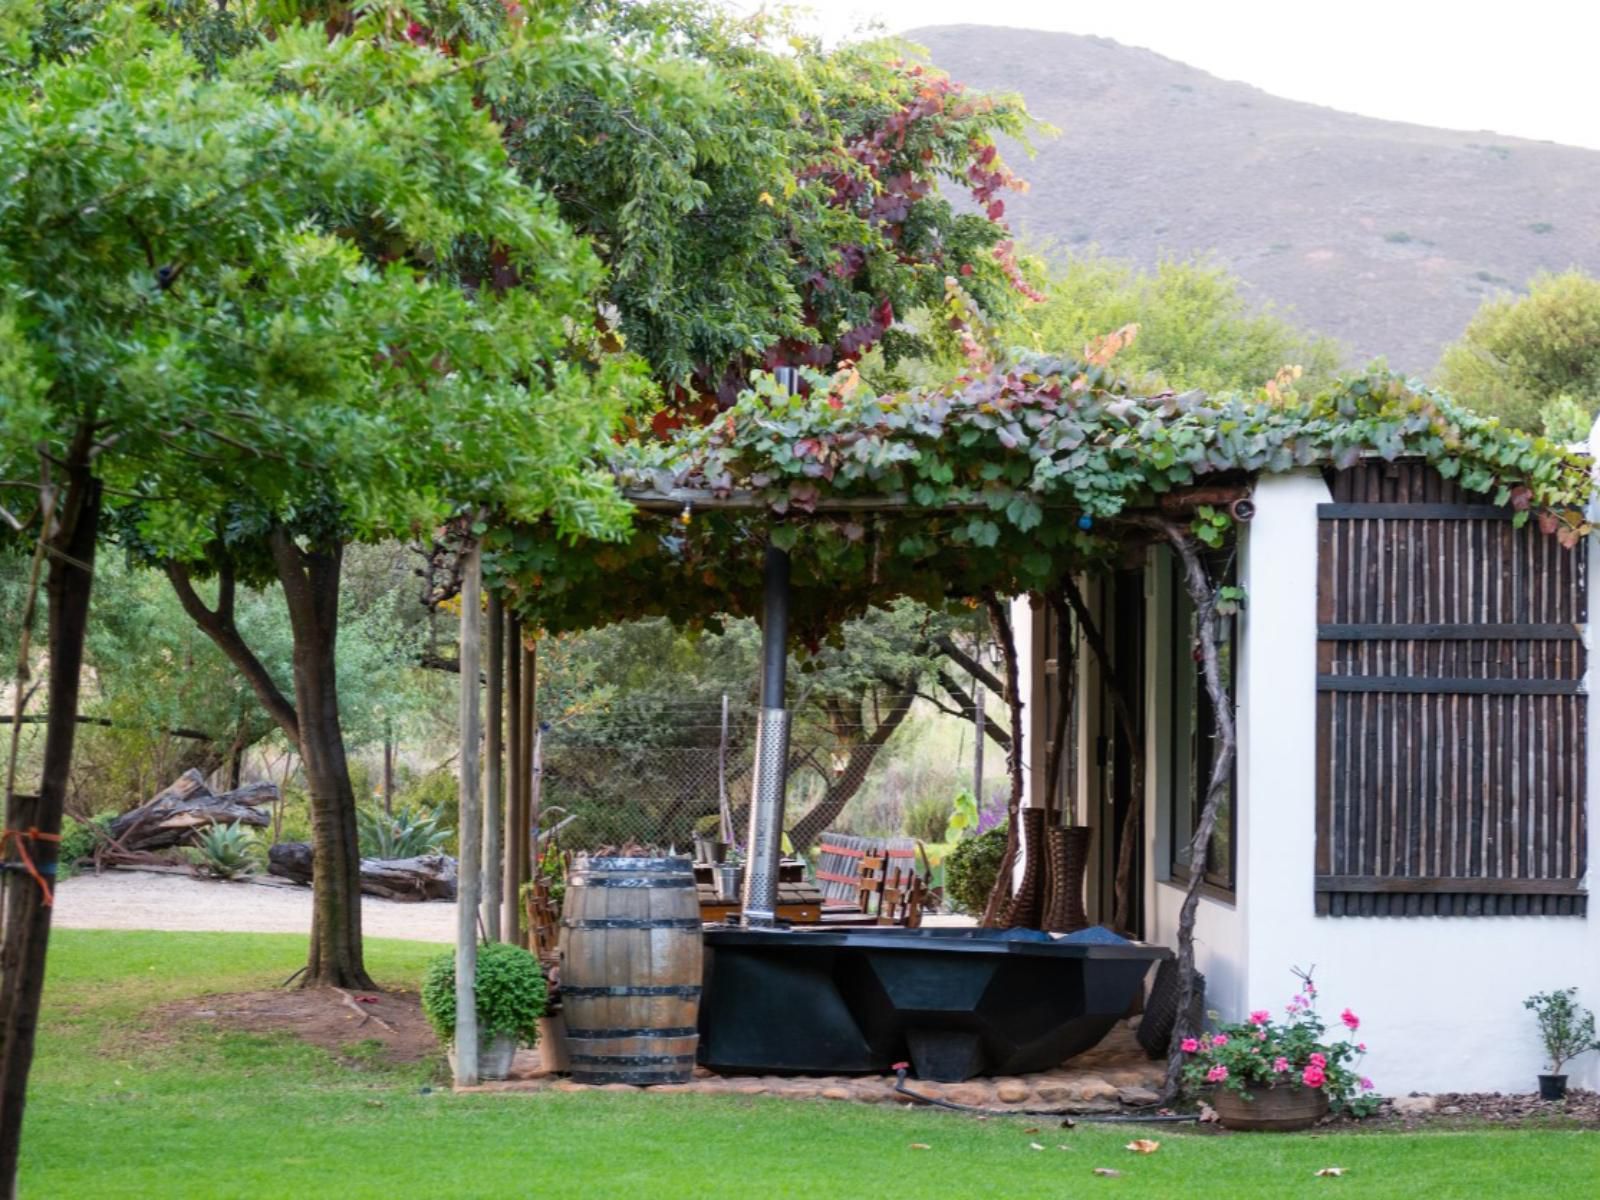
1538 1073 1568 1101
1042 825 1092 934
714 863 744 901
1211 1083 1330 1132
694 836 727 865
447 1031 519 1081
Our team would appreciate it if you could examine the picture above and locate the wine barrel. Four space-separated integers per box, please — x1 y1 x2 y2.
560 856 703 1085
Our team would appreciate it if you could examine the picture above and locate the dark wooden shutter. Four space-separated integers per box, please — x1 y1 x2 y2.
1314 461 1588 916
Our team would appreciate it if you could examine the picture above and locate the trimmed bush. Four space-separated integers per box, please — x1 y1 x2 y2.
422 942 547 1046
943 823 1008 916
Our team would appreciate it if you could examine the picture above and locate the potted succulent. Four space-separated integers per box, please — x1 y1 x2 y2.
1524 988 1600 1101
422 941 548 1081
1182 969 1378 1131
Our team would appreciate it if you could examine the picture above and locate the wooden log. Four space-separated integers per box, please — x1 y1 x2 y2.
107 769 280 851
266 842 458 901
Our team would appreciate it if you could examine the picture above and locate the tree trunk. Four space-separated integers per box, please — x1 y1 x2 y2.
786 678 918 851
0 462 100 1197
268 529 373 990
979 593 1026 928
1157 524 1237 1103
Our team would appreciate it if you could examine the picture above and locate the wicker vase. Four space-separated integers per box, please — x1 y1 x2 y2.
1211 1083 1330 1132
1002 808 1048 929
1042 825 1092 933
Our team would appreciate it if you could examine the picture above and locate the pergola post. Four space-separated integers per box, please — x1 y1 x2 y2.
740 542 791 926
453 541 483 1086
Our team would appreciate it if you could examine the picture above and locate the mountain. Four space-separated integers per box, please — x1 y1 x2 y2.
906 25 1600 374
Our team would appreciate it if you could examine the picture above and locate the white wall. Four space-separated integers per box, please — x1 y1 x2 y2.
1231 471 1600 1094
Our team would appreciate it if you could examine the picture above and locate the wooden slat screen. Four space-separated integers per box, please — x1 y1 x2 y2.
1314 461 1588 917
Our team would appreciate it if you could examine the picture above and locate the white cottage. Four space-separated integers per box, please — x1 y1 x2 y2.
1017 458 1599 1094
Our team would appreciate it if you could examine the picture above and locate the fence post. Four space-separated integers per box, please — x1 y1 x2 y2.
454 541 483 1087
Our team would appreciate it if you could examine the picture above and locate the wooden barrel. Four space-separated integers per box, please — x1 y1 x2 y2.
560 856 703 1085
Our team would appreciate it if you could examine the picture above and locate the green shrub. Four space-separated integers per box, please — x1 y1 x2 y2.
943 823 1008 915
692 812 725 839
357 805 450 860
58 814 112 880
902 795 953 844
422 942 547 1046
186 823 258 879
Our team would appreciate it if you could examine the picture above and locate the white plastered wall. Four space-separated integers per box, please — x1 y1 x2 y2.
1222 470 1599 1094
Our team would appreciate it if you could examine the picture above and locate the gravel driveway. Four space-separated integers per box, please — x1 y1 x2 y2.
53 869 455 943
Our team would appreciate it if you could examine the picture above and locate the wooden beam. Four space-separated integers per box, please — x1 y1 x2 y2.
1318 503 1513 520
453 541 483 1087
1316 675 1582 695
1318 623 1584 641
1316 875 1586 896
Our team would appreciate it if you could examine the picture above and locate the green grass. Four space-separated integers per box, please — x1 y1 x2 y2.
23 931 1600 1198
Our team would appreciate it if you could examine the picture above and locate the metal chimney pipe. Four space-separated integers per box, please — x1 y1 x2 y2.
742 367 800 926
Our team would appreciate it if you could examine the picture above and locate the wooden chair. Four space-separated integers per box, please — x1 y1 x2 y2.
878 872 927 928
855 853 888 915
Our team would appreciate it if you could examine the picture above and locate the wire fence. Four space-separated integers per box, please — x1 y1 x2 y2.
541 744 752 852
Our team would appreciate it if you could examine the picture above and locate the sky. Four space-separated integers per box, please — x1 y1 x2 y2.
731 1 1600 152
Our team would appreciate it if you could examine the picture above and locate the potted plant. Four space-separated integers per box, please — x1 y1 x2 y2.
692 813 728 865
714 845 744 901
1182 969 1378 1131
1524 988 1600 1101
422 941 548 1081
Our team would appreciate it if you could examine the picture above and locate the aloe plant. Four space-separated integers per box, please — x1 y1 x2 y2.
357 806 450 860
187 823 259 880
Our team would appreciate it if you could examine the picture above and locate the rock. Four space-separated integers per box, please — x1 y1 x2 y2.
996 1079 1030 1103
1118 1086 1162 1107
943 1083 993 1108
1440 1105 1462 1115
1076 1078 1120 1104
1392 1095 1436 1116
732 1083 767 1096
1198 1102 1219 1123
552 1080 590 1093
1035 1082 1076 1105
600 1083 639 1092
821 1087 852 1101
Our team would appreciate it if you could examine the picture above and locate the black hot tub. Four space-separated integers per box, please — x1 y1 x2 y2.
698 925 1169 1082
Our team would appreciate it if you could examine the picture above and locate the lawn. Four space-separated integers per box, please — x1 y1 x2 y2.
22 930 1598 1198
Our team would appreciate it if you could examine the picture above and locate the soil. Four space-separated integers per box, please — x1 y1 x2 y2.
1367 1090 1600 1130
54 868 455 942
165 986 442 1066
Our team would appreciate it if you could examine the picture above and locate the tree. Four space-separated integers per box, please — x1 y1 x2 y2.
1004 252 1342 395
1436 270 1600 436
0 9 637 1178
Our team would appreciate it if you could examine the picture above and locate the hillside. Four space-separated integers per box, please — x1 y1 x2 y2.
907 25 1600 373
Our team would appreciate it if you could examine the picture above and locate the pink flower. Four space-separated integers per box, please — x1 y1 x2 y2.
1309 1052 1327 1068
1212 1034 1229 1047
1360 1077 1374 1091
1302 1065 1326 1088
1206 1065 1229 1083
1256 1031 1267 1042
1249 1010 1272 1026
1180 1038 1200 1053
1341 1008 1360 1031
1357 1043 1367 1053
1272 1057 1290 1073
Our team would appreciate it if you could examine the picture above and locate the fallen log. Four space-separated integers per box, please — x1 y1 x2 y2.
267 842 458 902
107 769 281 852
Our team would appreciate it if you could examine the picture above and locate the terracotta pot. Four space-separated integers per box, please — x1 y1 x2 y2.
1211 1083 1330 1132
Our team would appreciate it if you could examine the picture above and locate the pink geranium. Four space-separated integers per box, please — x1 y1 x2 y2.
1360 1077 1374 1091
1180 1038 1200 1053
1211 1034 1229 1047
1309 1052 1327 1068
1302 1065 1326 1088
1249 1009 1272 1026
1206 1065 1229 1083
1341 1008 1360 1031
1272 1057 1290 1073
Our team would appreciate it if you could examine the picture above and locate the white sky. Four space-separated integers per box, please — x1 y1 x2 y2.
735 1 1600 151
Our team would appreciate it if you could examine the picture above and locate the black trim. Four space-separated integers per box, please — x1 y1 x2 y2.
569 1053 697 1066
1317 675 1583 695
1318 503 1513 519
1318 622 1583 641
561 918 703 930
565 1026 698 1039
568 876 696 889
562 984 702 998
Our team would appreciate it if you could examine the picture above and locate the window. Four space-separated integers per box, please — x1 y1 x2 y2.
1168 547 1237 893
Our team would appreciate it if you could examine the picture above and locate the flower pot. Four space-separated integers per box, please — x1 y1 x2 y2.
1211 1083 1330 1132
714 863 744 901
447 1030 520 1082
694 836 728 865
1538 1073 1568 1101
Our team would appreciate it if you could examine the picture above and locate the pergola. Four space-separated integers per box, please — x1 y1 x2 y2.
444 360 1591 1091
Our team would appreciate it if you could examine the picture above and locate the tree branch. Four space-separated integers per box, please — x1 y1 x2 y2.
934 633 1005 695
164 560 299 741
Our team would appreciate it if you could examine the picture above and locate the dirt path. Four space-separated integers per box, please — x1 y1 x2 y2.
53 869 455 943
